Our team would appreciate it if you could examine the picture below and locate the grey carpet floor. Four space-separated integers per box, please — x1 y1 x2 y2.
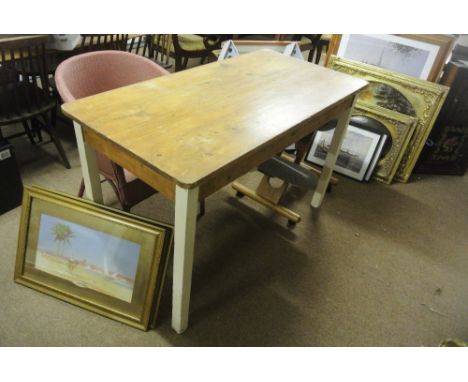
0 122 467 346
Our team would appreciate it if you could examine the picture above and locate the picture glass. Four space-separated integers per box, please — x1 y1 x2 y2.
34 214 141 303
22 195 161 319
360 82 417 116
307 125 382 180
337 34 439 80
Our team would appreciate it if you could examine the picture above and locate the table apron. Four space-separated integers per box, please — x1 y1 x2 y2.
83 128 177 200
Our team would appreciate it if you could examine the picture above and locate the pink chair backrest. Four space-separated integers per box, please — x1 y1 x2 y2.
55 50 169 102
55 50 169 181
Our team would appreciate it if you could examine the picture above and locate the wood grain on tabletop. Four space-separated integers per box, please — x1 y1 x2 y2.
62 50 367 194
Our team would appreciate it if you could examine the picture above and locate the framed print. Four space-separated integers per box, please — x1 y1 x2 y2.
352 103 416 184
326 34 456 82
364 134 387 182
327 55 449 182
305 125 382 181
14 185 173 331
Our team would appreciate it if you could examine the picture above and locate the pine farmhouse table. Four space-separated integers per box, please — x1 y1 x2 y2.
62 50 368 333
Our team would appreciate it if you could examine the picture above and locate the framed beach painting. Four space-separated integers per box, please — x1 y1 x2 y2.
14 185 173 331
326 34 456 82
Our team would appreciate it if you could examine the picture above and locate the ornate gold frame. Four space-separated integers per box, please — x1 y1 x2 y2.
327 55 449 182
325 34 456 82
352 102 416 184
14 185 173 331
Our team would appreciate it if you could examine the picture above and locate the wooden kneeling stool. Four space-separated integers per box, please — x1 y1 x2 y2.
232 156 319 226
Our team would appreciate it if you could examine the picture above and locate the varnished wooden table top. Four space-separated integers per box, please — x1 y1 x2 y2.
62 50 367 200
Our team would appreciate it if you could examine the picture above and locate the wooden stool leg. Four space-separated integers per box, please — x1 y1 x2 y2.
78 179 85 197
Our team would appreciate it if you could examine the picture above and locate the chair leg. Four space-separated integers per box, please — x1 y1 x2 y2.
315 45 323 64
197 199 205 219
41 111 71 169
175 56 183 72
307 48 316 63
78 178 85 197
315 40 329 65
22 120 36 145
79 177 132 211
182 56 189 70
105 179 130 211
31 117 43 142
51 103 57 128
294 134 313 164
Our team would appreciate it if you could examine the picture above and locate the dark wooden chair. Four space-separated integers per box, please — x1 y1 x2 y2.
150 35 230 71
147 34 172 69
174 35 231 71
315 34 331 65
79 34 129 52
0 35 70 168
292 34 322 63
126 35 150 56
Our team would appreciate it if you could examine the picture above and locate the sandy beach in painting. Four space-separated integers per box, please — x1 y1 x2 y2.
35 250 135 302
33 213 141 303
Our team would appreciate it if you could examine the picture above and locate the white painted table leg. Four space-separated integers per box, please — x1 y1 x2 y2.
73 122 103 203
172 185 199 333
311 98 356 208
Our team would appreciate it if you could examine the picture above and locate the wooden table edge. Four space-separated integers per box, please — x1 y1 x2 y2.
62 85 366 201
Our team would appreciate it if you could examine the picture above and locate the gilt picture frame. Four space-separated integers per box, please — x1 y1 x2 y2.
352 102 416 184
14 185 173 331
327 55 449 182
326 34 456 82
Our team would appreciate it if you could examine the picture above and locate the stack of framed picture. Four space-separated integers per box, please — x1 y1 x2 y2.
308 34 455 183
306 103 416 183
14 185 173 331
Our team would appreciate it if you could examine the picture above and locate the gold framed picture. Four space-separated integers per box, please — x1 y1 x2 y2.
327 55 449 182
325 34 456 82
14 185 173 331
352 103 416 184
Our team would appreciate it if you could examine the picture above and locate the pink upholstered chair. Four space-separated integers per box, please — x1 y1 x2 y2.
55 50 169 211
